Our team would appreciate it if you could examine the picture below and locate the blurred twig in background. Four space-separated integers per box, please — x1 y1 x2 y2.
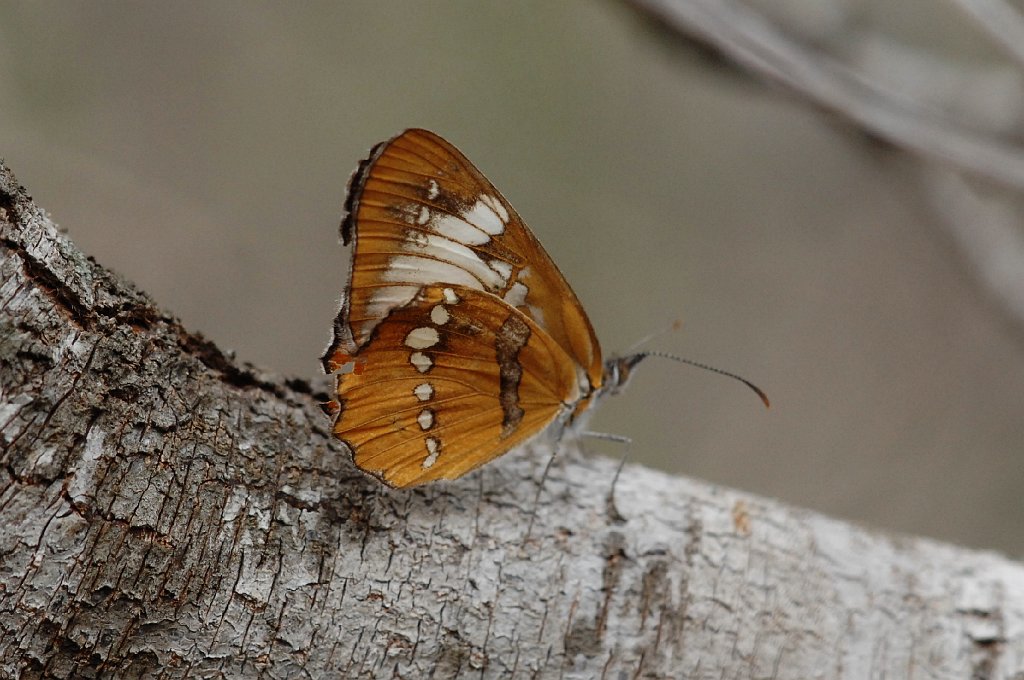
626 0 1024 341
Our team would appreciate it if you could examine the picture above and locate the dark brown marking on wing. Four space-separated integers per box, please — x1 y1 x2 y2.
495 313 531 438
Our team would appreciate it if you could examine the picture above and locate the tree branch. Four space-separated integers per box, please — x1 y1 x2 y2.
3 161 1024 677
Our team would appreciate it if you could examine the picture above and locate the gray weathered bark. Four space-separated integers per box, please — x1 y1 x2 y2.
3 161 1024 678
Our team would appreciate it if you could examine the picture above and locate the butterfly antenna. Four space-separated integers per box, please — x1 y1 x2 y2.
623 319 683 355
636 351 770 408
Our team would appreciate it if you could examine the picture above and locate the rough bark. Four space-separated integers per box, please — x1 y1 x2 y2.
2 161 1024 679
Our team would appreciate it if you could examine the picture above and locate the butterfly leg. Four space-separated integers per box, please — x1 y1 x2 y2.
580 431 633 523
521 444 561 548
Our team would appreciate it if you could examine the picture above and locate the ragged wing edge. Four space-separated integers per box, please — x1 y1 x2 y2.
321 134 397 373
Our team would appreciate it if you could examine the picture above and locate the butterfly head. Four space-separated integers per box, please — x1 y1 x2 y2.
598 353 648 399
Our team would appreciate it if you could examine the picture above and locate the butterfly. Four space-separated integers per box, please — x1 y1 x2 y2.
322 129 767 488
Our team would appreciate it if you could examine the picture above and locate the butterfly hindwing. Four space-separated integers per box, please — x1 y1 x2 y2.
324 129 604 393
329 284 581 487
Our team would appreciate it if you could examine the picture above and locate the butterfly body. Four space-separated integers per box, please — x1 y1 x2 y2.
323 129 638 488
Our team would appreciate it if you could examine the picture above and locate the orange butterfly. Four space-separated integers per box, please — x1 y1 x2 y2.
322 129 766 488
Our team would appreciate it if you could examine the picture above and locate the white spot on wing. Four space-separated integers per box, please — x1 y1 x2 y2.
488 259 513 283
433 214 491 246
422 437 440 468
481 195 509 223
427 179 440 200
360 285 419 343
430 305 450 325
416 206 430 225
463 199 506 236
405 327 440 349
527 305 546 327
396 235 505 290
417 409 434 430
410 351 433 373
504 281 529 308
414 383 434 401
384 255 481 290
510 266 545 324
443 288 460 304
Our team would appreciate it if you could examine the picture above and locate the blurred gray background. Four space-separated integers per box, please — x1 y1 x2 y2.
2 2 1022 554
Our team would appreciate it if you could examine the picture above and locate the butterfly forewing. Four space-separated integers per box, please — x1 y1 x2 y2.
324 129 604 392
330 285 580 487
